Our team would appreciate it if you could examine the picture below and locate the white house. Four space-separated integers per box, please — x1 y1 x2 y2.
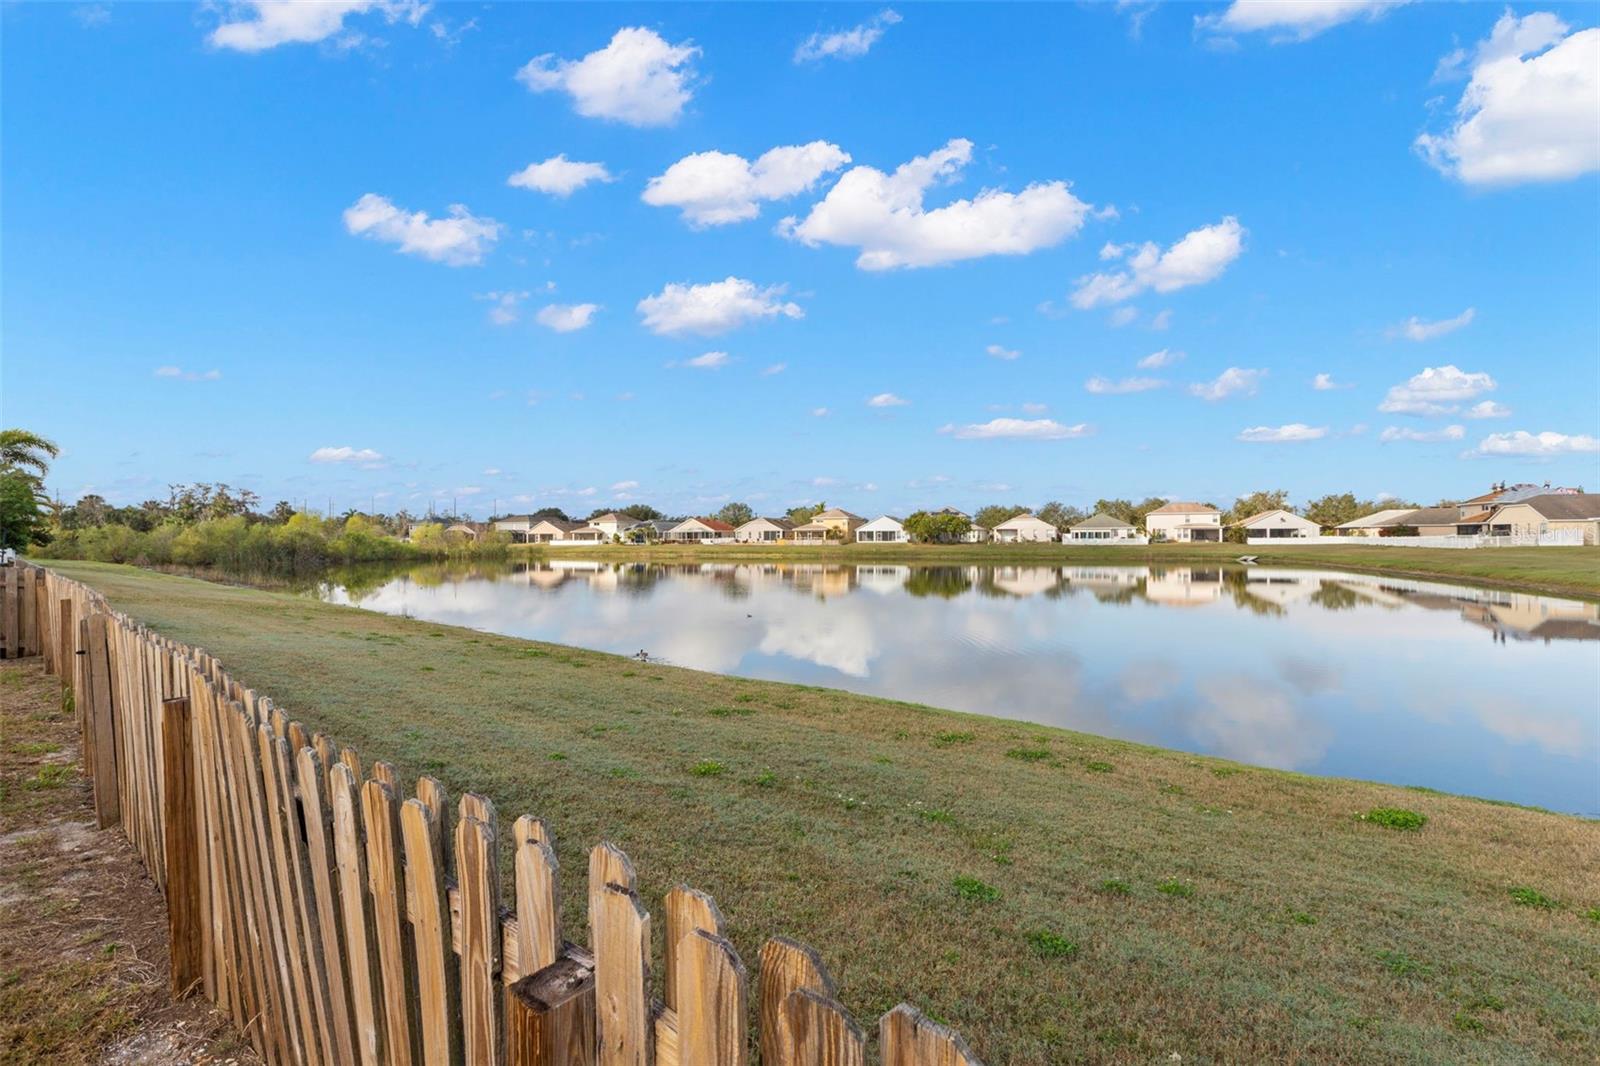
1067 513 1143 543
857 515 908 543
490 514 540 541
991 512 1058 543
734 517 793 543
664 517 736 543
584 512 642 541
1145 502 1222 543
1234 509 1320 540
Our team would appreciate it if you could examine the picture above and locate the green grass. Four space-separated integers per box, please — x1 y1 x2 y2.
1508 886 1557 909
35 560 1600 1065
1025 931 1078 959
1359 807 1428 831
500 540 1600 601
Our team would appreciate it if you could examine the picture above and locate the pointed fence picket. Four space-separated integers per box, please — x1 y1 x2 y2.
12 561 986 1066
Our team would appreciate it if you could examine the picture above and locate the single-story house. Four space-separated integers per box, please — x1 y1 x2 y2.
628 519 676 542
1067 513 1140 542
566 525 610 542
1145 502 1222 542
734 517 793 543
1484 493 1600 544
992 512 1059 543
1234 509 1320 539
857 515 908 543
525 518 581 543
1332 509 1417 536
444 521 487 540
585 512 643 540
1404 506 1479 537
793 509 866 543
665 517 735 542
489 515 541 541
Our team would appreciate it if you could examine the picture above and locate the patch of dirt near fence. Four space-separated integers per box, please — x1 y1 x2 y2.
0 658 256 1065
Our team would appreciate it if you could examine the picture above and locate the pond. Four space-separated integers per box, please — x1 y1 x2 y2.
312 560 1600 816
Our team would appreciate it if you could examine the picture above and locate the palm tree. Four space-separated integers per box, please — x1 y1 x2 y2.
0 429 60 489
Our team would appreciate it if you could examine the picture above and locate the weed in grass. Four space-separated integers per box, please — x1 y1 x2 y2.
1585 908 1600 924
1006 747 1052 762
751 769 777 788
608 767 636 779
690 760 725 777
1100 879 1133 896
620 670 636 678
872 755 892 765
707 706 754 718
1157 879 1194 898
1508 886 1556 909
1085 760 1114 773
1377 949 1428 977
1211 766 1242 777
734 694 756 703
1026 931 1078 959
25 765 72 790
1290 911 1317 926
933 731 975 748
420 665 436 672
918 808 955 824
547 752 567 761
12 741 60 756
1159 783 1184 795
1359 808 1427 831
1452 1012 1485 1033
953 876 1000 902
1466 994 1506 1013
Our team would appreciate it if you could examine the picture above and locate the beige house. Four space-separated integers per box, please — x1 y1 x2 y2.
1145 502 1222 542
521 518 580 543
1403 507 1472 537
584 512 642 540
991 512 1058 543
793 508 865 543
1484 494 1600 544
1234 509 1320 540
443 521 487 541
734 517 793 543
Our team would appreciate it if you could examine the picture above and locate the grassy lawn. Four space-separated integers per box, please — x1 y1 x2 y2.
518 541 1600 601
41 560 1600 1064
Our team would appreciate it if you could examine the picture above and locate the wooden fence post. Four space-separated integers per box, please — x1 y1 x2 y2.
507 952 598 1066
83 614 120 828
56 598 73 683
758 938 837 1066
162 697 202 997
3 566 18 658
457 805 504 1066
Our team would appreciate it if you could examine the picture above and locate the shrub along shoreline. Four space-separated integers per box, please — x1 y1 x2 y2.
35 559 1600 1065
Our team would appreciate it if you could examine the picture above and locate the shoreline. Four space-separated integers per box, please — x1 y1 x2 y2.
501 540 1600 601
29 561 1600 1062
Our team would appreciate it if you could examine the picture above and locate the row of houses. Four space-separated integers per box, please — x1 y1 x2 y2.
432 483 1600 548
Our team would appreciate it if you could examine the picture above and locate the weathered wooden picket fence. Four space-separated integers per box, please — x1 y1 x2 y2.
3 561 983 1066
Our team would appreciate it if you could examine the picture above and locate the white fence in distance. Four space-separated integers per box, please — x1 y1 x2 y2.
1247 531 1585 549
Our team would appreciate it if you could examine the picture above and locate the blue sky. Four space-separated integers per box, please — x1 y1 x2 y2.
5 1 1598 519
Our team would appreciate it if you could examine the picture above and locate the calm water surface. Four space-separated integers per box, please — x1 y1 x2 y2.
313 561 1600 815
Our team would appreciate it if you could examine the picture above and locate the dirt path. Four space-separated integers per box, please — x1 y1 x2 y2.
0 658 258 1065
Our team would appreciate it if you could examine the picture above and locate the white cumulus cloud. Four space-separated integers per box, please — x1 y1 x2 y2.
507 154 615 197
795 8 901 63
343 193 500 266
154 366 222 382
535 303 600 332
779 138 1092 270
1466 400 1511 419
1390 306 1476 341
986 344 1020 361
1379 424 1466 443
636 277 803 336
1416 12 1599 186
1190 367 1266 401
940 418 1093 441
1137 348 1185 369
1071 217 1245 308
643 142 850 227
208 0 426 52
1470 430 1600 457
517 27 699 127
1085 376 1167 395
1379 365 1496 415
1196 0 1410 43
867 392 909 408
1237 424 1328 443
310 446 384 465
685 351 730 370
